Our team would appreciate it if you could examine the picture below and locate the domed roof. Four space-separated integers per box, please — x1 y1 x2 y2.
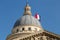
13 3 42 28
14 15 41 28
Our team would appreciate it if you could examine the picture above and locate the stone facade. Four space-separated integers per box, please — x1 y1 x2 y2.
6 31 60 40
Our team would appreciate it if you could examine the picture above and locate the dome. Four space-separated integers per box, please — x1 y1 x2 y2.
14 15 41 28
13 3 42 28
11 2 44 35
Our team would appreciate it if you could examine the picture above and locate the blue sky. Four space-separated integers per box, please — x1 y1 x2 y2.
0 0 60 40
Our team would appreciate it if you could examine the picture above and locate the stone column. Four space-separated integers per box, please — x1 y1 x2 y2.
42 36 47 40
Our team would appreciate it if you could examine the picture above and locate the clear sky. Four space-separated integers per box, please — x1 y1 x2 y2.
0 0 60 40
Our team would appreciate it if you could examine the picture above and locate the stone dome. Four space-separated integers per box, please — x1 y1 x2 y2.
13 3 42 28
14 15 41 28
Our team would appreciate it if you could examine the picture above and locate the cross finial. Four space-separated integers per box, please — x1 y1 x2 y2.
26 0 29 5
26 0 28 4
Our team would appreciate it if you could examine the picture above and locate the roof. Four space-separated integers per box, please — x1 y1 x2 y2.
44 30 60 39
14 15 41 28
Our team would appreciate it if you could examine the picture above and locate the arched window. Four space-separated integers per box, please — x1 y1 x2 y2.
28 27 31 31
22 28 24 31
16 29 19 32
